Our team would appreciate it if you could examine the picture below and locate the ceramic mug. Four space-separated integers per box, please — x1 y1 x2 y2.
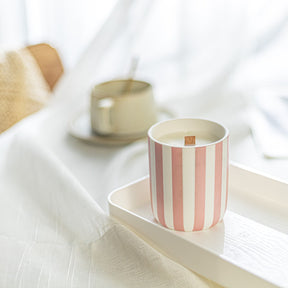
90 79 157 137
148 118 229 231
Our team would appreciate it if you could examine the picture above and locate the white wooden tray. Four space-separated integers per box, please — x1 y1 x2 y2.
108 163 288 288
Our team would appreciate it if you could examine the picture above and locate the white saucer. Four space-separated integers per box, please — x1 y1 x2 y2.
68 107 175 146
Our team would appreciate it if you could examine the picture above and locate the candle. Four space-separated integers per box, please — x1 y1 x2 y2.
148 118 229 232
158 132 219 147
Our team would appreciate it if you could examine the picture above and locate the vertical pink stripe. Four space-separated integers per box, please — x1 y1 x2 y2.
148 138 154 214
212 142 223 227
172 147 184 231
155 142 166 227
225 137 229 211
194 147 206 231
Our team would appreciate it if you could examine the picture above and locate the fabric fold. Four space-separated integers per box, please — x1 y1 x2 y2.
0 133 220 287
4 133 111 244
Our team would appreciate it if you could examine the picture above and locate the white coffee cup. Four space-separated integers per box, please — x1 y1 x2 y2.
90 79 157 137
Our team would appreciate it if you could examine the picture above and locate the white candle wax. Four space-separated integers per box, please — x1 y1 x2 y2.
158 132 219 147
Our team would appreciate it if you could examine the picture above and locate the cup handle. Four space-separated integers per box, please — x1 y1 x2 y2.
97 98 114 134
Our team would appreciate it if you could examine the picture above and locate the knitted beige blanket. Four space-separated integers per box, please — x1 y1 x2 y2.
0 48 50 133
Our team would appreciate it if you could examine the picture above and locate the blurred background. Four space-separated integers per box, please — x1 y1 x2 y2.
2 0 288 164
2 0 288 95
2 0 288 83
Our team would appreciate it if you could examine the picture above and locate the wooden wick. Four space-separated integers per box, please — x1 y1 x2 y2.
185 136 196 146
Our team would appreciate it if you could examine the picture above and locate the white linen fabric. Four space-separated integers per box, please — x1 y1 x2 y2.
0 133 219 287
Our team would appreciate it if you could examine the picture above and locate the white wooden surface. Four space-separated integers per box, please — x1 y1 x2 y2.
109 163 288 288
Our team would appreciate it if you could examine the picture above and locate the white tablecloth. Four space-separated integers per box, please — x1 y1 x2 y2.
0 129 223 287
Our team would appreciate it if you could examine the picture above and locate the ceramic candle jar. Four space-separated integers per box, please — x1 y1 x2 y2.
148 118 229 231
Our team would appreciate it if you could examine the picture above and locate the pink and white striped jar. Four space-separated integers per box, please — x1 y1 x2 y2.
148 118 229 231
